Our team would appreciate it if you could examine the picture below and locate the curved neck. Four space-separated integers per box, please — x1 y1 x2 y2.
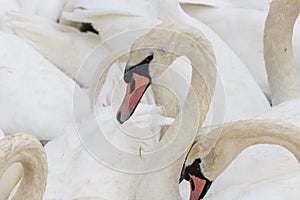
201 119 300 180
264 0 300 105
0 134 47 199
0 163 23 199
152 23 217 129
130 24 216 199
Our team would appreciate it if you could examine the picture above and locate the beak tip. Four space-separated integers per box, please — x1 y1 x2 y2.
116 111 123 124
116 111 127 124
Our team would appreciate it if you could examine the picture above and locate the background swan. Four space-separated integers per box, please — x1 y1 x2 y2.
0 133 47 199
182 120 300 199
0 29 89 140
8 12 102 88
188 96 300 199
264 0 300 106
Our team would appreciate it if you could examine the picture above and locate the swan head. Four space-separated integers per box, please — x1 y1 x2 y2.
117 23 181 123
180 140 213 200
180 158 212 200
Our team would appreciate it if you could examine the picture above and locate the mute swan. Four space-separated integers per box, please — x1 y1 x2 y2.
109 22 215 199
0 133 47 199
179 97 300 199
255 0 300 127
181 0 300 98
0 30 88 140
43 57 174 198
44 21 216 199
181 120 300 200
264 0 300 106
9 0 270 126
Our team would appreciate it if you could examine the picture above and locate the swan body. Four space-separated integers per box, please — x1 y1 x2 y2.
0 0 68 29
258 98 300 128
0 0 19 32
206 171 300 200
0 0 19 16
17 0 69 21
0 133 47 199
8 12 102 88
62 0 161 40
179 0 271 10
0 31 88 140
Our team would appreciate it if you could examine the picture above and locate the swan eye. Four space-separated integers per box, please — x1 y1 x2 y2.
144 53 154 63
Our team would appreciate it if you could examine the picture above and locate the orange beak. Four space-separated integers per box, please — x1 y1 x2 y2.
188 173 212 200
189 174 207 200
117 73 151 124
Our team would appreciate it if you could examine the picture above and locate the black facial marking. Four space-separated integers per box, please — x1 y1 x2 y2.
190 177 195 191
124 53 154 83
200 180 212 199
117 111 122 123
180 158 213 200
80 23 99 35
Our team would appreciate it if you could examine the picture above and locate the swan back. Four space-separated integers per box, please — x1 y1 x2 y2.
18 0 68 21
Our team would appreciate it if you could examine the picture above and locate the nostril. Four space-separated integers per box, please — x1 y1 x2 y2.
116 111 123 124
130 79 135 94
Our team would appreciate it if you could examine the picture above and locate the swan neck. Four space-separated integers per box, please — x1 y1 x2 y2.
201 120 300 180
129 23 216 198
264 0 300 105
177 35 216 124
0 134 47 199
